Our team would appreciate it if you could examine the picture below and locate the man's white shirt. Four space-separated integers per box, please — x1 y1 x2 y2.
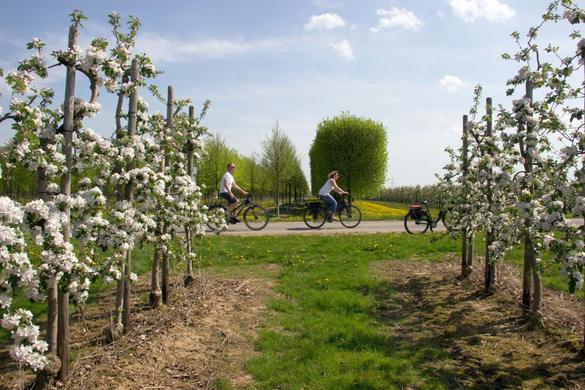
220 172 234 193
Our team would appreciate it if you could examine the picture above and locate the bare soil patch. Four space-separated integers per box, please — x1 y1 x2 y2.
1 266 277 390
372 258 585 389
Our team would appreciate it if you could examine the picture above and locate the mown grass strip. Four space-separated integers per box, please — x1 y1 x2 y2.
198 234 459 389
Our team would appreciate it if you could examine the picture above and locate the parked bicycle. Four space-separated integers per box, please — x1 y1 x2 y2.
303 194 362 229
206 194 269 232
404 201 452 234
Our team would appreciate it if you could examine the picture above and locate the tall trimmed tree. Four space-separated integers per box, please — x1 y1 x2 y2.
309 113 388 197
261 123 296 217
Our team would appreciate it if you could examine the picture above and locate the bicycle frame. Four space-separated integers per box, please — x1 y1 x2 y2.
229 197 251 219
417 202 443 229
337 195 352 216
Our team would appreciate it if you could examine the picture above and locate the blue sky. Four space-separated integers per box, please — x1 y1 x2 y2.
0 0 579 187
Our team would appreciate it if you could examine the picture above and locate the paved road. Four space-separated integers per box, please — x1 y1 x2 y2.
210 218 584 236
210 220 426 236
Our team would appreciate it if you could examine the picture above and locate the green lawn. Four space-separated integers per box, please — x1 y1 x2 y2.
196 233 459 389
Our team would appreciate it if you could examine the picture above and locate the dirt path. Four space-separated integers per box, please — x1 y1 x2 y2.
372 259 585 389
67 275 274 389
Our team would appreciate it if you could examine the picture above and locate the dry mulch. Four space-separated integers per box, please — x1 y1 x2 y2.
372 258 585 389
1 268 276 390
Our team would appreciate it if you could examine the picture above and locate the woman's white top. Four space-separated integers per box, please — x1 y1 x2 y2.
318 178 334 196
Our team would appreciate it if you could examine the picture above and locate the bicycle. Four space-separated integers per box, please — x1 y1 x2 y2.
206 194 269 232
403 201 452 234
303 194 362 229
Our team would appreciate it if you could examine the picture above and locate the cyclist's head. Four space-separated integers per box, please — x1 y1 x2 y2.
227 162 236 172
328 170 339 179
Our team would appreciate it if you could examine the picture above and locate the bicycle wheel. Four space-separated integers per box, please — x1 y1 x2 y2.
244 205 269 231
404 212 430 234
339 205 362 228
206 205 227 232
441 210 456 232
303 207 327 229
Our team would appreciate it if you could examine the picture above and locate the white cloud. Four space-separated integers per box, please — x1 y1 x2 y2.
437 11 446 19
305 13 346 31
135 33 287 62
331 39 354 61
438 75 465 92
370 8 423 32
448 0 515 23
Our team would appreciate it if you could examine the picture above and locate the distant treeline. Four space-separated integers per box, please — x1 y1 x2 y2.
373 185 444 208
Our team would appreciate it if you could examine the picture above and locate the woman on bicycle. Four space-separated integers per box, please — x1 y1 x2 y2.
318 170 348 222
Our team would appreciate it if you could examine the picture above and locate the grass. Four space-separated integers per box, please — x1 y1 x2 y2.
194 233 584 388
196 233 459 389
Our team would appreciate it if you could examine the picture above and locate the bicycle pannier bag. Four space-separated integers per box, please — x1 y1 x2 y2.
307 202 321 211
409 204 423 219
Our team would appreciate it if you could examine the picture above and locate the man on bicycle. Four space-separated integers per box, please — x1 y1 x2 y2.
318 170 348 222
220 162 248 223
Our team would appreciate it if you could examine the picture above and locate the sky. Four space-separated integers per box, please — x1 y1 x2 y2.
0 0 581 187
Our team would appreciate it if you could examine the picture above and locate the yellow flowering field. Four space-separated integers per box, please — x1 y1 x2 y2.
352 200 408 220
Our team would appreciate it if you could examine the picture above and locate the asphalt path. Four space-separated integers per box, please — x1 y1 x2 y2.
210 220 423 236
210 218 584 236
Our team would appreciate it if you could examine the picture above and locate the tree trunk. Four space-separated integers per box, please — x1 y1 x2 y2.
150 248 162 308
530 251 543 323
484 98 496 293
467 233 474 275
57 24 77 381
275 177 280 217
38 131 59 356
122 59 139 333
461 230 468 276
184 105 195 287
461 114 471 278
161 85 173 305
162 252 170 304
521 80 542 323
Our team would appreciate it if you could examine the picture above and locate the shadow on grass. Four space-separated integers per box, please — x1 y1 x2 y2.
371 270 585 388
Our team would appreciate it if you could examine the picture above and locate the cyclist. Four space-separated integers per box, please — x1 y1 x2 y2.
219 162 248 223
318 170 348 222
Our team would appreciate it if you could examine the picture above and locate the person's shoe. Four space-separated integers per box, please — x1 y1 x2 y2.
230 217 240 224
